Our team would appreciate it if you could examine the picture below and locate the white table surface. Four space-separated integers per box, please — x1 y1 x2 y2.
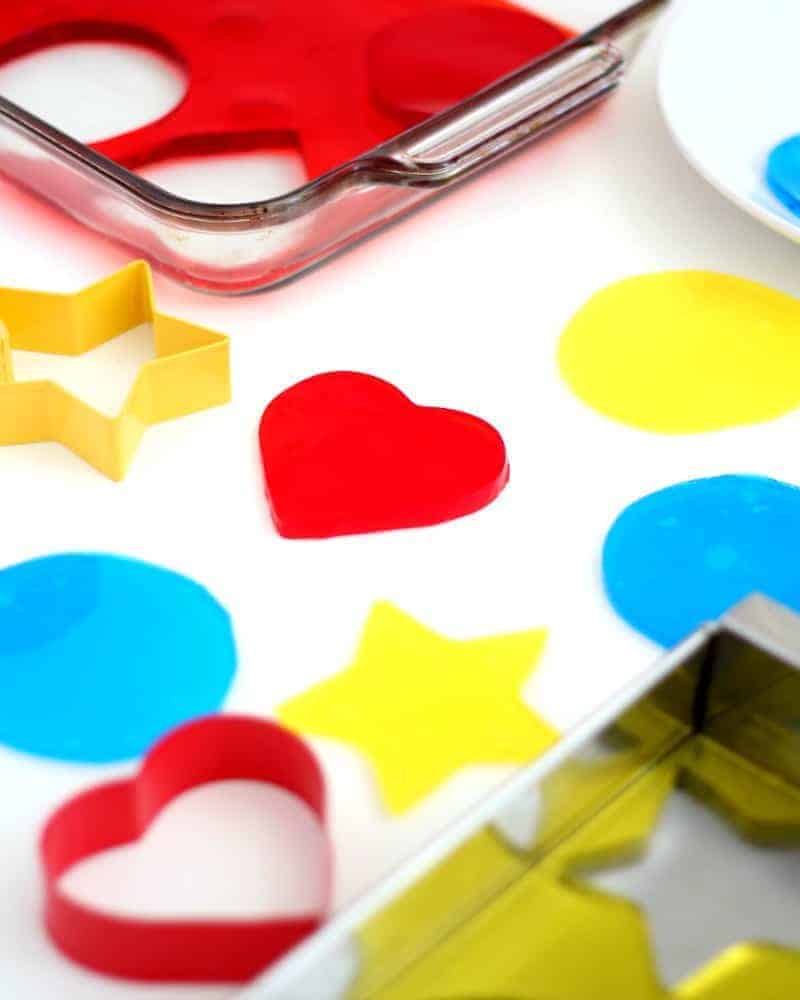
2 1 800 997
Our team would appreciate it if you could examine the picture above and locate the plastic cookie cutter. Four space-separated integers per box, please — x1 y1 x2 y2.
249 594 800 1000
0 260 230 479
41 714 332 983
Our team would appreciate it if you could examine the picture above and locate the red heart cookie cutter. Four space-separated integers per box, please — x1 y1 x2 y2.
41 715 330 983
259 371 509 539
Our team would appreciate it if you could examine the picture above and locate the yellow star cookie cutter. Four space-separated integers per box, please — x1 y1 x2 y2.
278 601 558 814
0 261 231 480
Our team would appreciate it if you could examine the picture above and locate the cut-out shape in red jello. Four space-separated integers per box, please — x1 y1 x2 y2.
41 715 330 983
259 371 509 539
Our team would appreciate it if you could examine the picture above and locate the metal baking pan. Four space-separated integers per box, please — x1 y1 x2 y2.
0 1 666 293
247 592 800 998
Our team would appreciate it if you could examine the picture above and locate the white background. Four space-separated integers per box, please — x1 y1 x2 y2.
2 1 800 998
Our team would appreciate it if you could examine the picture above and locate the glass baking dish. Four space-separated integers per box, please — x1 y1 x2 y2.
0 1 665 294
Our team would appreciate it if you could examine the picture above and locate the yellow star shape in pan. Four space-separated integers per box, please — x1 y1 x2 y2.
353 695 800 1000
278 602 557 814
0 261 230 480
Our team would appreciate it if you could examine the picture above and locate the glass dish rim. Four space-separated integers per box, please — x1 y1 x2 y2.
0 0 661 230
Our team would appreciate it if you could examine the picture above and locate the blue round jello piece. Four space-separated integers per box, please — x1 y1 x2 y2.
603 475 800 647
0 553 236 763
766 135 800 217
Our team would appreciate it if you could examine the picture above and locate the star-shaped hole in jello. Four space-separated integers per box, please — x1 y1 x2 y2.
587 787 800 988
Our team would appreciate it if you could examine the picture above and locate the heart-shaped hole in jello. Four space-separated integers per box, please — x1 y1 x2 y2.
41 715 332 983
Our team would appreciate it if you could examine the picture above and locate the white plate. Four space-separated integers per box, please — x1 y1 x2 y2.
659 0 800 244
